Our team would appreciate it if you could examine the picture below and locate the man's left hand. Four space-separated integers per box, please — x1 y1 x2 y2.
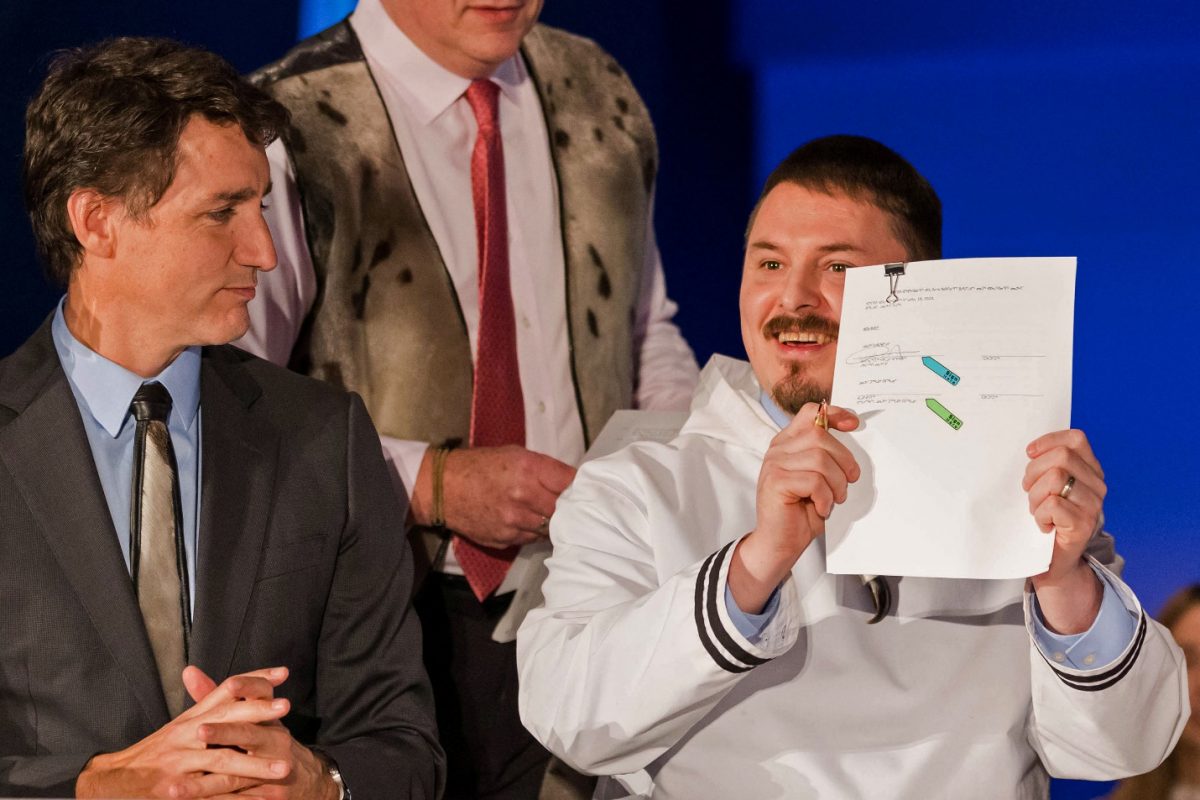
1022 428 1107 634
181 667 339 800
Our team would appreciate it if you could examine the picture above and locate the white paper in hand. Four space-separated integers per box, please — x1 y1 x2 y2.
826 257 1075 579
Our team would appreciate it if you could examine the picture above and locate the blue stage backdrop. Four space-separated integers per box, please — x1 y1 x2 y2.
299 0 354 38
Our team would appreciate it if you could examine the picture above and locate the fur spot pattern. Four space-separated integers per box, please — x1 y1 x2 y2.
316 100 348 126
351 274 371 320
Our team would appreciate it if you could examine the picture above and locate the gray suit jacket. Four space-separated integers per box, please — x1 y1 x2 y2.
0 318 445 798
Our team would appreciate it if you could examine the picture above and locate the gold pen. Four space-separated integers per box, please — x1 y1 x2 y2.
813 399 829 431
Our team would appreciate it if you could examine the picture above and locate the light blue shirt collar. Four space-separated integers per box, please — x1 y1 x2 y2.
759 390 793 430
51 298 201 437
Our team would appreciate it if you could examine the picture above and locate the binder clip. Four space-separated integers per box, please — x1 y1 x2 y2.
884 262 906 303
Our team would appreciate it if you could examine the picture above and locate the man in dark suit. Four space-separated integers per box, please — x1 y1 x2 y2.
0 37 444 798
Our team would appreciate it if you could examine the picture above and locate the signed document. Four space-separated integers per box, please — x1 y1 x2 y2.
827 257 1076 579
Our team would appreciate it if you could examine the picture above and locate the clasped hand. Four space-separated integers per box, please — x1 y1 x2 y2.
76 666 335 799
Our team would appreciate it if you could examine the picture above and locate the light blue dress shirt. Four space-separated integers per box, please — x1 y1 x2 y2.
51 300 202 610
725 391 1137 671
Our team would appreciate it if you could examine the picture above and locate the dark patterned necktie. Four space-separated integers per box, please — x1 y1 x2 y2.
454 79 525 602
130 381 190 717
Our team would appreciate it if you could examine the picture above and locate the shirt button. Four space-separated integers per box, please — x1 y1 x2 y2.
1052 652 1066 663
1083 654 1096 666
520 315 532 329
537 401 546 414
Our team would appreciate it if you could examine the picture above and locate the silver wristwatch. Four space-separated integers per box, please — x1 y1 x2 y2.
314 748 349 800
327 761 346 800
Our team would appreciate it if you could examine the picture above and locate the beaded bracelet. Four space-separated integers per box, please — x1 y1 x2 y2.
430 446 451 529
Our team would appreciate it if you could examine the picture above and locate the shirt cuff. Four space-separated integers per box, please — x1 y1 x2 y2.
724 583 782 644
1032 563 1139 670
377 436 429 508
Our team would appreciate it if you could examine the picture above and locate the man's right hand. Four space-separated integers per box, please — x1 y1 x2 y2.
729 402 861 614
411 445 577 549
75 667 292 799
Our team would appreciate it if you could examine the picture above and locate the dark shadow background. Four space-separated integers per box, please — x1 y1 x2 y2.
2 3 1195 798
0 1 753 365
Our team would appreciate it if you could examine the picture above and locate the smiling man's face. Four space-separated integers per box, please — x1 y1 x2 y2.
383 0 544 78
739 181 909 413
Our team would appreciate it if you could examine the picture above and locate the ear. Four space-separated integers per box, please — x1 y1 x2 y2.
65 188 120 260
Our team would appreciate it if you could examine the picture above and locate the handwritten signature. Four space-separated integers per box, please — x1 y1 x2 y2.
845 343 920 366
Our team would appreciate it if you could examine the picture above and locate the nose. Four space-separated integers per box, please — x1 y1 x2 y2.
238 210 277 273
777 263 825 312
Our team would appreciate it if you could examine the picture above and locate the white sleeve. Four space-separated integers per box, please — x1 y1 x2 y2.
378 436 428 505
517 459 799 775
241 140 431 505
237 139 318 367
1023 537 1189 779
631 189 700 412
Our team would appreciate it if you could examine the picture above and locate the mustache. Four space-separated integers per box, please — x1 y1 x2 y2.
761 313 840 340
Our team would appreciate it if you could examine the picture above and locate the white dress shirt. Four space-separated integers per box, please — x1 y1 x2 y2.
239 0 699 583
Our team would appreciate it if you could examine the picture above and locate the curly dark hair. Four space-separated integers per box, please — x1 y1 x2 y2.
23 36 289 286
748 135 942 261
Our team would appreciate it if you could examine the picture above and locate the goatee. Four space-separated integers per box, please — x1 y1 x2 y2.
771 361 829 415
763 313 837 414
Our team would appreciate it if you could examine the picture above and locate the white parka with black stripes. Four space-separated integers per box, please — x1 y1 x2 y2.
517 355 1188 800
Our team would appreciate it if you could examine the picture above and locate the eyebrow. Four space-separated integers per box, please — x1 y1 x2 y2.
815 242 865 255
747 240 865 254
208 180 273 205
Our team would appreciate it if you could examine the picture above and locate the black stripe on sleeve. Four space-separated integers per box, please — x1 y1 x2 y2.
703 541 771 669
1040 611 1147 693
693 549 752 674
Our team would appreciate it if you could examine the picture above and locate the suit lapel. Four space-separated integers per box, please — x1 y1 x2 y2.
0 330 169 728
190 350 279 681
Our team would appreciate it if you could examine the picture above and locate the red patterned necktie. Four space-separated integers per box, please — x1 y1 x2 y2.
454 79 524 602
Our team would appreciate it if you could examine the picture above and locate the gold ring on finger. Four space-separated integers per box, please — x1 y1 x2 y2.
1058 475 1076 500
